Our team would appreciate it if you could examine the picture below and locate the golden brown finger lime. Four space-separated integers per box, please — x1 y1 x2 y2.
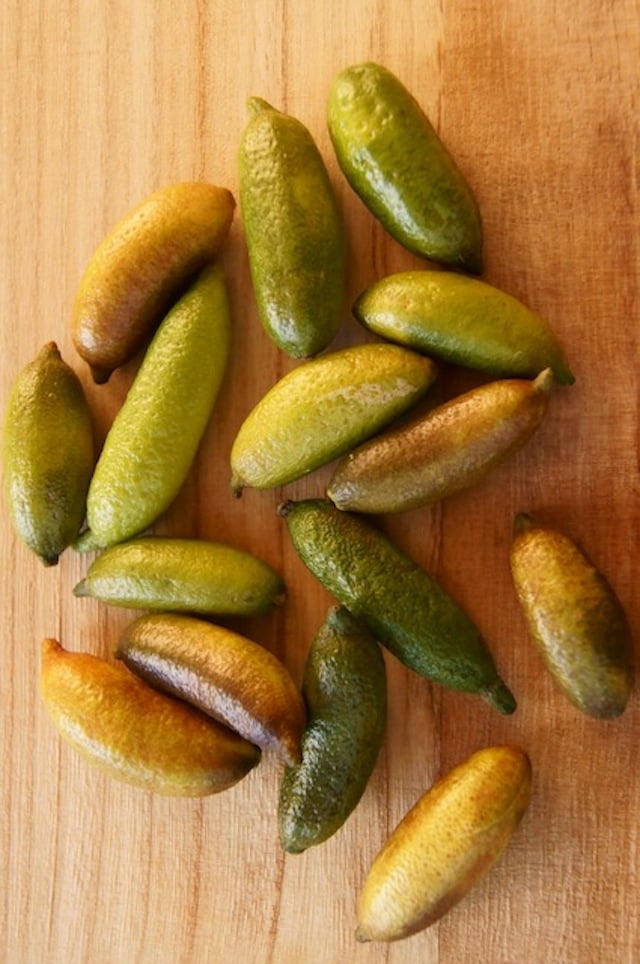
71 182 235 383
116 613 305 765
41 638 260 796
510 513 634 718
357 746 532 941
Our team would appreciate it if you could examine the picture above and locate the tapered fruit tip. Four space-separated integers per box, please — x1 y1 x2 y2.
247 96 274 116
90 364 111 385
277 500 295 518
41 637 61 659
39 552 60 568
513 512 536 537
485 680 517 715
231 474 243 498
41 341 61 359
533 367 555 393
355 928 370 944
72 579 88 598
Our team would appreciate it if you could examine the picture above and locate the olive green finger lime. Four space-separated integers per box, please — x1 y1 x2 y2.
238 97 346 358
510 513 634 718
279 499 515 713
230 343 437 493
356 745 532 942
73 536 285 615
41 638 260 796
116 613 306 765
354 270 575 384
328 62 483 273
71 182 235 383
278 606 387 853
86 262 231 548
3 342 94 565
327 369 554 515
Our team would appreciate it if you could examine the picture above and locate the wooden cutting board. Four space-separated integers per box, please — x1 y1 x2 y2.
2 2 638 961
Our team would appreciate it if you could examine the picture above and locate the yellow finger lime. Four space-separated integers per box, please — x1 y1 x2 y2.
239 97 347 358
71 182 235 383
230 343 437 493
356 746 532 942
41 638 260 796
116 613 306 765
73 536 285 615
510 513 634 718
327 369 554 514
86 262 230 548
2 342 94 565
354 270 575 384
328 63 483 272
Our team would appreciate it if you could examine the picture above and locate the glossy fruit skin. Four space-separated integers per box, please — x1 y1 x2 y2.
71 182 235 383
278 607 387 853
354 270 575 384
238 98 346 358
2 342 94 565
356 745 531 942
328 62 483 273
86 262 230 548
40 638 260 796
230 343 437 493
279 499 515 714
510 513 634 718
327 369 554 514
116 613 306 765
73 536 285 615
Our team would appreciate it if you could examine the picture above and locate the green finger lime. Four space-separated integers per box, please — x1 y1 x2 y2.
278 606 387 853
73 537 285 615
230 343 437 494
328 62 483 272
239 97 347 358
279 499 516 714
86 262 230 548
354 270 575 384
3 342 94 565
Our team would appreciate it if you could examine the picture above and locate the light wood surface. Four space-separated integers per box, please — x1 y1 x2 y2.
2 2 639 962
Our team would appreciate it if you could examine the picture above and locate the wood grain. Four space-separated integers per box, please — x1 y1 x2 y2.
1 1 638 961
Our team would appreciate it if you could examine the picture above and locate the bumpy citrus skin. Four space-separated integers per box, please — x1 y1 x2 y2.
354 270 575 384
510 514 634 718
72 182 235 383
279 499 515 714
2 343 94 565
116 613 306 765
327 370 554 514
230 343 437 493
356 746 532 942
328 63 483 273
238 98 347 358
73 536 285 615
278 607 387 853
86 262 231 548
40 638 260 796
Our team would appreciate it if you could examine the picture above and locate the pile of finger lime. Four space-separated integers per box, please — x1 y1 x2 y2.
3 62 633 944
